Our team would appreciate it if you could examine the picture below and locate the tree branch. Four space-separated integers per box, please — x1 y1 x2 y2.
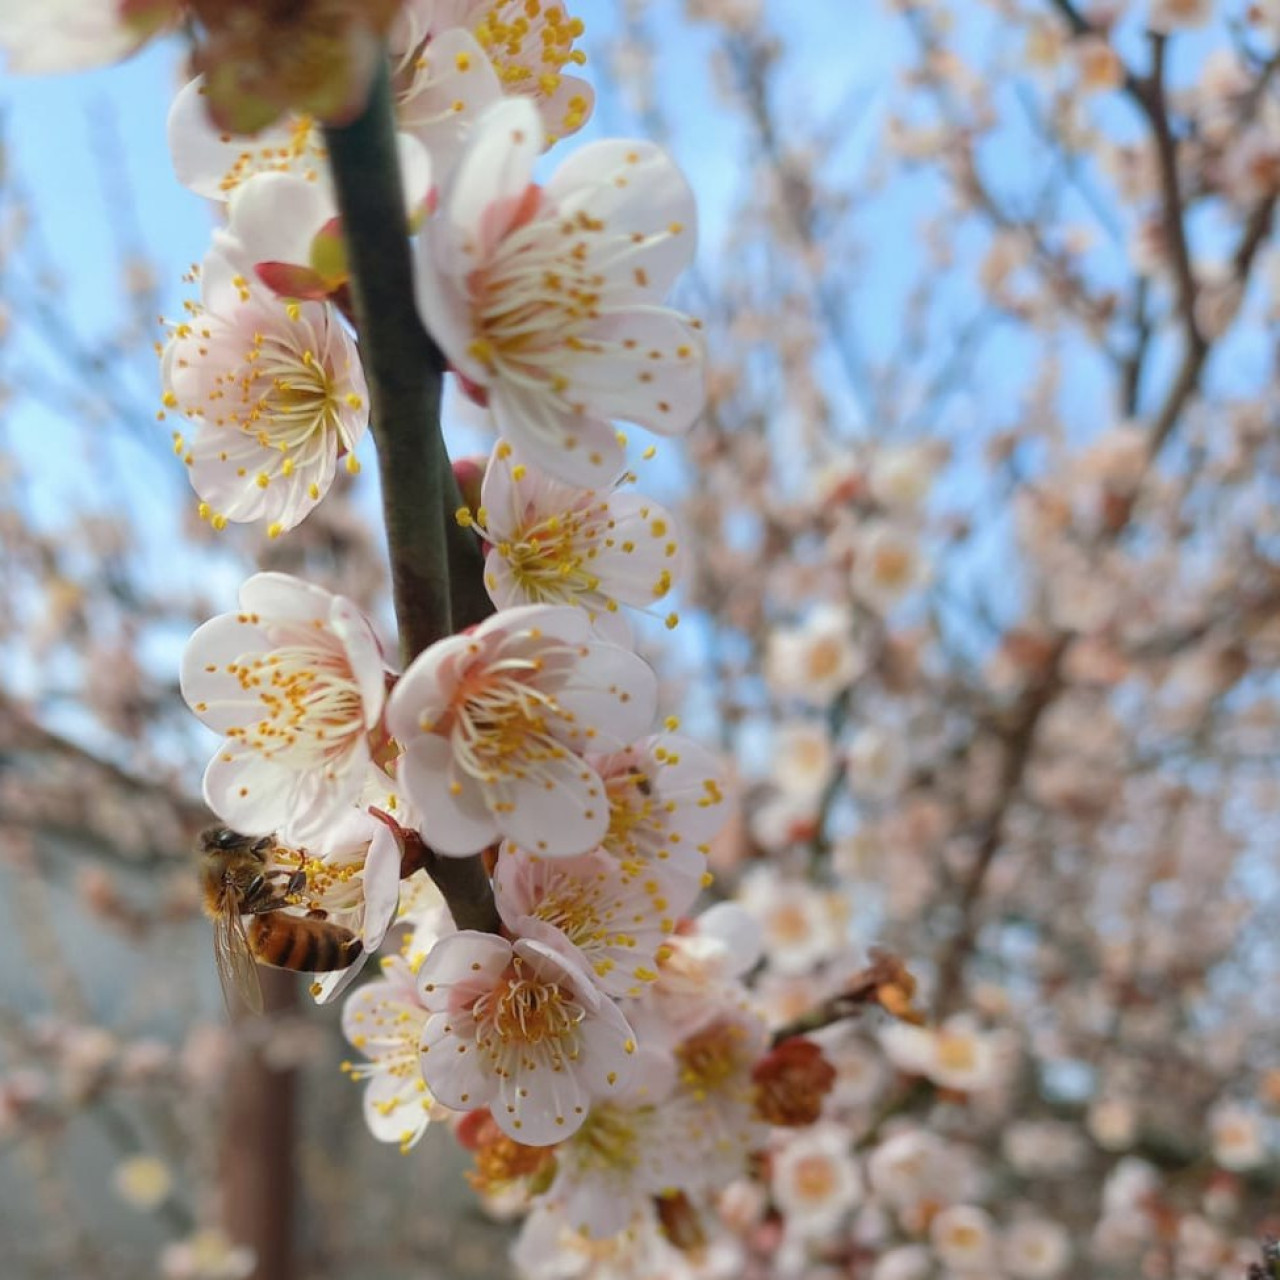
323 61 499 936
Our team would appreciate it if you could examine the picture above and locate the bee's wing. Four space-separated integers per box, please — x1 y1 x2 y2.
214 908 263 1016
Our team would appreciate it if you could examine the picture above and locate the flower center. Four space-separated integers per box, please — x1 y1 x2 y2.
935 1033 977 1074
767 902 812 946
442 645 581 786
871 543 914 589
474 960 585 1049
224 641 365 771
497 500 608 602
467 201 610 387
603 770 659 863
792 1154 838 1202
676 1021 750 1101
805 636 846 682
571 1102 642 1174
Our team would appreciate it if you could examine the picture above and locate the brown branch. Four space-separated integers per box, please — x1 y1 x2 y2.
932 636 1068 1017
323 61 499 937
221 971 298 1280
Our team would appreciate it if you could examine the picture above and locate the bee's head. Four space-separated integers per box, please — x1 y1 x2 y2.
199 826 273 855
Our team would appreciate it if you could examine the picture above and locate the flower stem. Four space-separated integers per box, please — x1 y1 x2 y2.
323 59 499 935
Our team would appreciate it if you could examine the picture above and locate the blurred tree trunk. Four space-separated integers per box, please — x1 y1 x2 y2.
221 969 298 1280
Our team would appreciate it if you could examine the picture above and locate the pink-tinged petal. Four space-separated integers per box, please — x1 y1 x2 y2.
553 645 658 750
386 631 476 741
694 903 762 976
445 97 544 262
359 823 403 951
199 246 250 315
497 602 595 646
475 438 524 538
563 308 706 436
570 996 639 1099
418 931 513 1005
489 384 624 490
282 752 369 845
502 913 589 972
540 73 595 145
588 491 683 607
419 1012 495 1112
222 172 333 271
398 735 500 856
415 235 492 386
239 572 335 626
557 1174 638 1240
396 28 502 187
329 597 386 728
186 425 333 530
311 959 364 1006
202 748 294 836
488 754 609 858
491 844 537 926
546 140 697 297
396 133 433 221
361 1069 430 1146
647 734 731 845
492 1049 591 1145
181 613 269 731
167 77 327 201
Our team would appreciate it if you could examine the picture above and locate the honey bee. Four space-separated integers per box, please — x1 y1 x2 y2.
199 827 363 1014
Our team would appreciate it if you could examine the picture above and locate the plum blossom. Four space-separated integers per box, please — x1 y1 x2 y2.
846 723 911 802
591 732 727 908
278 805 404 1003
387 604 657 857
415 96 705 487
530 1044 682 1238
868 443 937 511
494 845 673 998
737 865 847 976
770 1123 863 1235
849 521 930 614
1002 1218 1071 1279
1209 1100 1268 1171
930 1204 998 1272
342 956 445 1152
764 603 866 707
770 720 836 803
879 1018 1001 1093
166 77 334 202
161 247 368 535
417 930 637 1144
181 573 388 841
463 438 682 638
866 1128 959 1209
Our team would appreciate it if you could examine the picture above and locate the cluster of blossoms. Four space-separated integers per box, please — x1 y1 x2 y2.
4 2 907 1272
13 0 1280 1277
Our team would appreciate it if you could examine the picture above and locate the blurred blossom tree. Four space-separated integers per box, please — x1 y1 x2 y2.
1 1 1279 1278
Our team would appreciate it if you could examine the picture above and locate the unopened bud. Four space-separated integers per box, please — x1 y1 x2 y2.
752 1037 836 1126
